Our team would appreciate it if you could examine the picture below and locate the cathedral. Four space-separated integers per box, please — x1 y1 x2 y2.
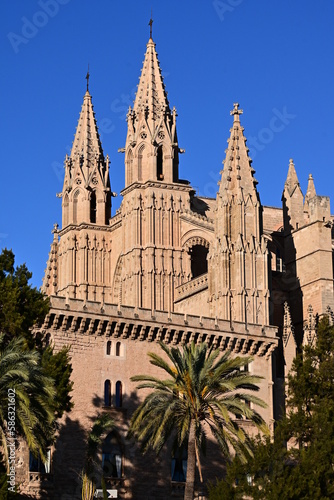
18 27 334 499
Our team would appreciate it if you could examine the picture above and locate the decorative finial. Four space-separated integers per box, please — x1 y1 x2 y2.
230 103 243 121
149 12 153 39
86 64 90 92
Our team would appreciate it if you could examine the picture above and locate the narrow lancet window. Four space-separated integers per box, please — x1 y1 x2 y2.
90 191 97 223
157 146 163 180
115 381 122 408
104 380 112 406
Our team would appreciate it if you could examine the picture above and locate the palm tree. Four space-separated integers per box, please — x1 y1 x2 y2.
81 412 114 500
0 334 55 471
128 341 268 500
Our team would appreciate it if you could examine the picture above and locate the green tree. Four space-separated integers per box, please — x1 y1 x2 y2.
128 341 267 500
0 248 73 479
0 249 49 346
0 248 73 418
41 346 73 419
209 315 334 499
0 334 55 470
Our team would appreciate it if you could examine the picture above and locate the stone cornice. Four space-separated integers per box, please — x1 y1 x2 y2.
120 180 193 197
59 223 114 238
40 296 278 359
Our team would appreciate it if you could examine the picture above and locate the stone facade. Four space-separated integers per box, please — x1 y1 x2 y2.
19 32 334 499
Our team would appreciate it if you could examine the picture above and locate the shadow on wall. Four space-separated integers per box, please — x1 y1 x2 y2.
30 389 229 499
281 193 303 346
190 195 210 216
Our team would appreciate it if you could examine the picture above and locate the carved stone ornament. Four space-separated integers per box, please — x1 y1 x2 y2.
92 177 98 185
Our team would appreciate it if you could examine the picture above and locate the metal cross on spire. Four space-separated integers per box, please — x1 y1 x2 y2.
86 64 90 92
149 12 153 39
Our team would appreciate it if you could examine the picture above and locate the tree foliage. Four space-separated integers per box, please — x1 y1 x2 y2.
128 341 267 500
0 249 49 346
209 315 334 499
41 346 73 419
0 334 55 468
0 249 73 472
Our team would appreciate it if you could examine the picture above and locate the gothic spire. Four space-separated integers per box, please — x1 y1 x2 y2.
70 87 105 167
284 158 301 197
219 103 259 202
303 173 317 223
123 33 180 186
132 35 171 124
61 84 111 227
305 173 316 200
282 159 304 230
209 104 270 325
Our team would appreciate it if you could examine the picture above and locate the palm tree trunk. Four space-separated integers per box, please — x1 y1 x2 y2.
184 419 196 500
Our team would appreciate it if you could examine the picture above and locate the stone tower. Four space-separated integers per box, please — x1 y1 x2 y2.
115 34 191 312
208 104 270 326
43 86 112 303
281 160 334 342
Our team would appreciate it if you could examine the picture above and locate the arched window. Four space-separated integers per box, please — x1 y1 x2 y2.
105 191 111 225
104 380 112 407
115 381 122 408
73 190 80 224
126 150 133 185
63 194 69 227
190 244 208 278
102 432 122 478
171 447 187 482
138 145 145 181
106 341 111 356
173 149 179 183
115 341 121 357
90 191 97 223
157 145 163 180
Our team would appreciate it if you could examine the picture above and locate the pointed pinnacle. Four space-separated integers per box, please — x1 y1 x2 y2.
285 158 300 192
305 173 316 200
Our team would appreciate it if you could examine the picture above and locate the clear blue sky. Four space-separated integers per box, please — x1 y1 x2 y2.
2 0 334 288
